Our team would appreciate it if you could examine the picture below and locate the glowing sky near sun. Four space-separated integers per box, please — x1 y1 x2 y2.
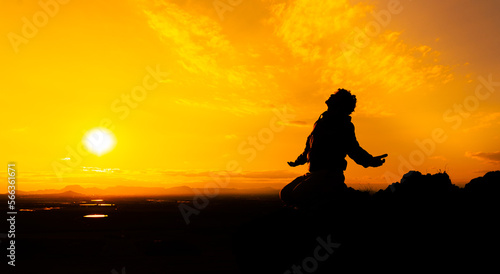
1 0 500 191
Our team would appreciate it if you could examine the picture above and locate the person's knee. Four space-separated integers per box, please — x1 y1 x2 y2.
280 184 296 203
279 188 288 201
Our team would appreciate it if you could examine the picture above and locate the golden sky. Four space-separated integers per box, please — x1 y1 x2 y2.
2 0 500 192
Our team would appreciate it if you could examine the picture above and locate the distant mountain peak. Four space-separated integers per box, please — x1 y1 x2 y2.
62 185 87 192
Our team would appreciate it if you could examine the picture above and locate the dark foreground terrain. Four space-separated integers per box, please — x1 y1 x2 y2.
2 170 500 273
236 170 500 273
1 193 281 274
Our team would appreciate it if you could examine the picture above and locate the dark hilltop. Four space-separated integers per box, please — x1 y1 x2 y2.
234 170 500 273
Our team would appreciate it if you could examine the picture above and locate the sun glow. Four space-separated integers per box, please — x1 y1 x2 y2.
82 128 116 156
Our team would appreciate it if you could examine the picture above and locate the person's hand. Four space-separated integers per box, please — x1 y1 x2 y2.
371 154 388 167
288 155 307 167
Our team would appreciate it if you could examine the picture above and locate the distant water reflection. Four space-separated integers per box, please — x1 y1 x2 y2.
19 207 62 211
83 214 108 218
79 203 115 207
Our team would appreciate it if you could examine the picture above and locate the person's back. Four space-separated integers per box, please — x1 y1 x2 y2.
307 111 356 172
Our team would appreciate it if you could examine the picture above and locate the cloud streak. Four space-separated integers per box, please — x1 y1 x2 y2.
466 151 500 164
268 0 455 115
136 0 457 119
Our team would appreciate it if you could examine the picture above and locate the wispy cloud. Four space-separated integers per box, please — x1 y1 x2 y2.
464 112 500 132
466 151 500 164
137 0 276 116
136 0 457 119
141 1 234 80
5 167 301 191
280 120 311 127
160 169 300 179
268 0 455 115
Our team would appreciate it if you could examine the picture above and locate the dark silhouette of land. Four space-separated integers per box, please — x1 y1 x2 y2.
1 171 499 273
234 170 500 273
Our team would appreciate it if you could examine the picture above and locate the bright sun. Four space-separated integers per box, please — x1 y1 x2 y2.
83 127 116 156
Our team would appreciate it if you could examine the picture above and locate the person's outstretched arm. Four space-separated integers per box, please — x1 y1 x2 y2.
288 134 311 167
347 123 387 168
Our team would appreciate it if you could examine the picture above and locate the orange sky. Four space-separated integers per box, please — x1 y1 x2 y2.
2 0 500 192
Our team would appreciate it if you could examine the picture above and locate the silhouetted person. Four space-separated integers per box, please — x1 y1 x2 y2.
280 88 387 207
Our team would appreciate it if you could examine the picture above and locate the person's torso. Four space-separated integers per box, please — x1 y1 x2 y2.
308 112 353 171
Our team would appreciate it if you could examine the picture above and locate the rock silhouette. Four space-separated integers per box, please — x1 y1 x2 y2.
465 170 500 196
233 170 500 273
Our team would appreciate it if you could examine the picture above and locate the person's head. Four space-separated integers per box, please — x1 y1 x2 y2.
325 88 357 115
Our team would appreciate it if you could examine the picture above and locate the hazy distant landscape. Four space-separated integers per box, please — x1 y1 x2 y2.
9 184 280 197
2 192 280 273
2 170 499 273
5 181 401 198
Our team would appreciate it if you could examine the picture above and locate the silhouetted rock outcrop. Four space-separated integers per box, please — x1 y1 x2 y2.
376 170 460 198
465 170 500 195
